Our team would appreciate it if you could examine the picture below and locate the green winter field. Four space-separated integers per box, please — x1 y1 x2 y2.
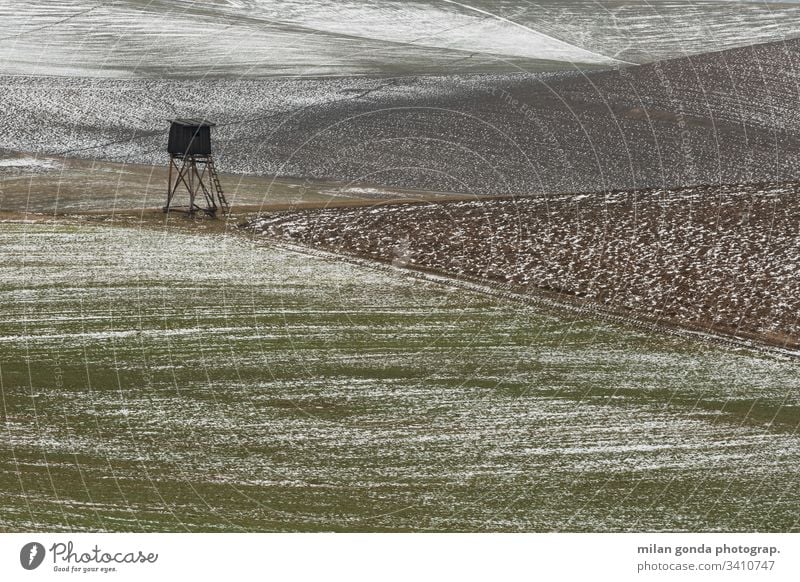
1 220 798 532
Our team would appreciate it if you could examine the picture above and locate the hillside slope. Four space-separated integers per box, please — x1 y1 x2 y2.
2 37 800 196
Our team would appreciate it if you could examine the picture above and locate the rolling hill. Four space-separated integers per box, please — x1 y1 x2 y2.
3 35 800 198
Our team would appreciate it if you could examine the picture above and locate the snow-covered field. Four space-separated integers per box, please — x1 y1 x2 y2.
254 181 800 349
0 155 61 177
1 1 800 77
1 222 798 531
3 34 800 197
0 156 60 170
2 0 800 534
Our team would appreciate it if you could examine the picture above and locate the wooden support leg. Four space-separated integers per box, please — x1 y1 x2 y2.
164 158 175 213
188 160 196 216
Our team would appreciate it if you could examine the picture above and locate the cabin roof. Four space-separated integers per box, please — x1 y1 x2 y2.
168 118 216 128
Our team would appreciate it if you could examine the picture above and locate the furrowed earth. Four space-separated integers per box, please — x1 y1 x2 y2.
253 180 800 351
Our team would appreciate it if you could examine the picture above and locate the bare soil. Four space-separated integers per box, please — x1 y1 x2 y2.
253 181 800 351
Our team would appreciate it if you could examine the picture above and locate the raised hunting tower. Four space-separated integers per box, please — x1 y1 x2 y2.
164 119 228 217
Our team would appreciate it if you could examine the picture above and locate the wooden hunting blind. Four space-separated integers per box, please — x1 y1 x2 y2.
164 119 228 217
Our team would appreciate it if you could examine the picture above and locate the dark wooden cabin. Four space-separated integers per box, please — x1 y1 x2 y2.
167 119 215 156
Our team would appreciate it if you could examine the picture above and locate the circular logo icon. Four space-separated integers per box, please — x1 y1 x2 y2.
20 542 46 570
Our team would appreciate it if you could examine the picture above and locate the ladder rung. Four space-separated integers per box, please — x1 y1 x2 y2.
206 155 230 213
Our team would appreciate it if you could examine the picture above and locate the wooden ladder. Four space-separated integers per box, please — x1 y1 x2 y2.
207 155 230 214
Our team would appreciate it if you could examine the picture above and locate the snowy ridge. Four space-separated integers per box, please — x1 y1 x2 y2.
2 1 800 77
